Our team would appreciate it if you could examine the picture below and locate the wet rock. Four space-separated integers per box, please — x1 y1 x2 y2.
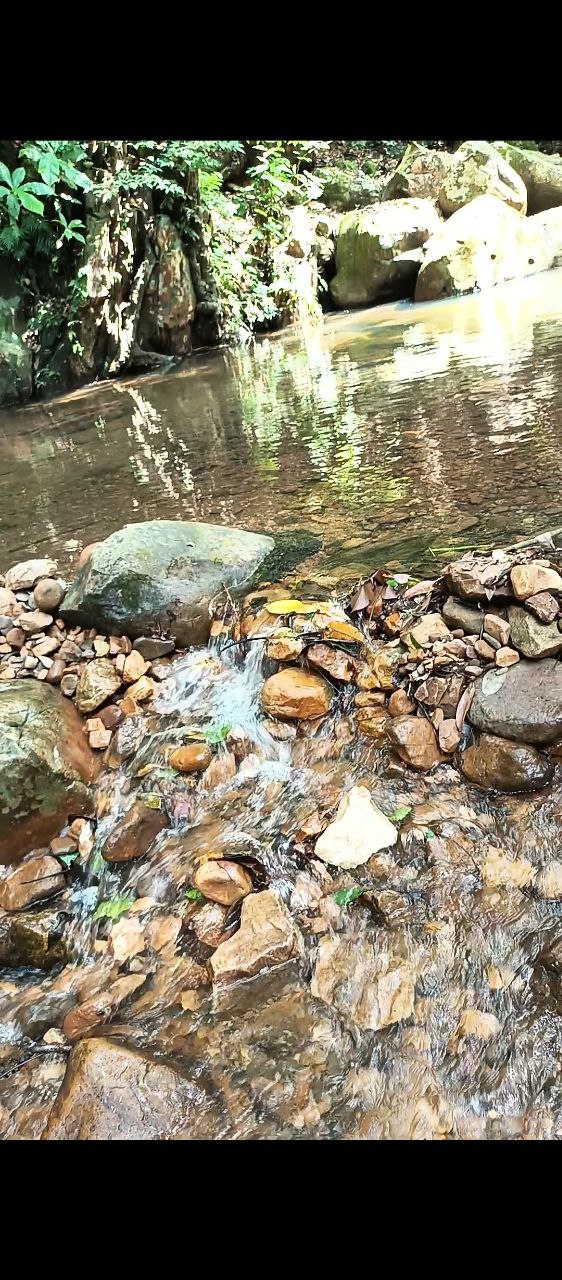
445 555 512 602
494 141 562 213
507 606 562 659
311 934 416 1032
535 863 562 900
5 559 57 592
266 633 304 662
33 578 65 611
0 855 65 911
123 650 150 684
388 689 416 716
192 901 229 947
383 142 450 202
330 198 442 308
460 732 554 792
62 974 147 1041
126 676 155 704
145 914 181 953
110 915 145 964
438 141 527 215
314 786 397 868
415 195 554 301
42 1038 216 1140
438 718 461 753
456 1008 502 1042
0 681 97 862
364 644 404 690
403 612 450 648
0 904 69 968
510 563 562 600
356 705 389 739
261 668 332 720
60 520 274 646
193 859 253 906
525 592 560 624
200 751 237 791
480 849 535 889
210 891 303 984
101 800 168 863
305 643 355 682
133 636 175 661
469 659 562 745
169 743 212 773
75 658 122 713
386 714 445 770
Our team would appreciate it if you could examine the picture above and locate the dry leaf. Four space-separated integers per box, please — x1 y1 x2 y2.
265 599 319 616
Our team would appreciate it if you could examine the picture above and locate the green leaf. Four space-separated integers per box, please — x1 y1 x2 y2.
332 885 363 907
389 806 412 824
12 167 26 189
59 852 78 867
0 163 12 187
7 193 19 220
25 181 54 196
18 191 44 215
93 896 134 921
185 888 204 901
203 722 231 746
424 828 435 840
38 153 60 186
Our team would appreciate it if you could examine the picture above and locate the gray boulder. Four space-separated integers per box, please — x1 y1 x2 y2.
60 520 275 645
494 142 562 213
330 199 442 308
468 659 562 746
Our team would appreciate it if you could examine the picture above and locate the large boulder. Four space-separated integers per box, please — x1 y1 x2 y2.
316 164 383 211
138 215 197 358
494 142 562 213
460 732 554 792
438 141 527 216
468 660 562 746
383 143 451 202
60 521 275 645
0 682 98 863
415 195 558 302
330 199 442 308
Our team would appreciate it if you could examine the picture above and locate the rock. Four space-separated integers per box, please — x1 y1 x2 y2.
145 914 181 953
445 555 512 602
535 863 562 900
199 751 237 791
0 587 18 616
5 559 57 592
356 705 389 739
210 891 302 984
468 659 562 745
33 579 65 611
261 668 332 720
0 327 32 407
266 633 304 661
60 674 78 698
363 644 404 690
442 595 483 632
383 142 451 202
169 743 212 773
0 681 97 862
510 563 562 599
311 934 415 1032
193 859 253 906
45 659 66 685
484 613 510 646
123 650 149 684
126 676 155 704
133 636 175 660
474 638 496 662
438 719 461 753
456 1009 501 1042
110 915 145 964
42 1038 215 1140
62 974 147 1042
403 612 450 650
525 592 560 624
480 849 535 889
305 642 355 682
388 689 416 716
138 215 197 357
19 610 53 635
495 647 520 667
89 728 112 750
0 903 69 969
315 164 382 211
494 141 562 213
0 855 65 911
415 196 552 302
75 658 122 712
438 141 527 216
98 704 124 730
192 902 229 948
60 520 274 646
101 800 168 863
386 715 445 770
507 607 562 659
460 732 553 792
330 198 442 308
313 785 397 868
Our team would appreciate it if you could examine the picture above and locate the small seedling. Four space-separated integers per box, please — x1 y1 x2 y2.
332 885 363 906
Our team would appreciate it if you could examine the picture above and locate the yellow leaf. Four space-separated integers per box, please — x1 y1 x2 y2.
265 599 319 616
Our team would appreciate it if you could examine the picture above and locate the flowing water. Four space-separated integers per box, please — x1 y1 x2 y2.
1 272 562 1139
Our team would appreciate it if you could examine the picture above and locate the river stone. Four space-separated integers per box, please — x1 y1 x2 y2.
133 636 175 660
330 198 442 308
60 520 275 646
0 904 70 969
0 855 65 911
507 607 562 659
100 800 168 863
311 934 416 1032
75 657 122 712
210 890 303 984
261 668 332 720
494 141 562 214
510 563 562 599
193 859 253 906
438 141 527 216
468 660 562 745
41 1038 216 1140
5 558 57 592
314 785 397 868
383 143 451 202
386 714 446 770
0 681 98 862
525 592 560 624
442 595 483 633
460 732 554 792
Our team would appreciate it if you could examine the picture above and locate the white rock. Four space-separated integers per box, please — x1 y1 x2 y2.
314 785 398 869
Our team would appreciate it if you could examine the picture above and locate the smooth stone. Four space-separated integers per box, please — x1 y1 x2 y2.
19 610 53 635
33 578 66 611
508 607 562 659
442 595 483 633
193 859 253 906
386 714 446 770
330 198 442 309
210 891 302 984
5 558 57 592
75 658 122 713
133 636 175 660
510 563 562 600
169 744 212 774
460 732 554 792
314 786 398 869
468 659 562 745
261 668 332 720
101 800 168 862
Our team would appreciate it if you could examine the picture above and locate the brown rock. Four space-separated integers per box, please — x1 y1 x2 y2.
98 704 124 730
89 728 112 750
483 613 510 646
19 610 53 635
474 638 496 662
311 934 415 1031
355 690 387 708
5 627 25 648
50 835 77 856
210 890 302 983
356 706 389 739
193 859 253 906
127 675 155 703
58 639 82 662
45 658 66 685
261 669 332 720
123 651 150 684
33 578 65 611
438 718 461 753
60 673 78 697
145 914 181 953
511 563 562 600
191 902 229 947
75 658 122 712
388 689 415 716
41 1037 214 1140
305 643 355 682
101 800 168 862
199 752 237 791
266 634 304 662
525 591 560 624
495 647 520 667
481 849 535 889
0 855 65 911
169 743 212 773
0 587 18 616
460 732 553 792
77 543 101 569
446 556 512 602
402 612 450 649
5 558 57 591
364 644 404 690
386 714 446 770
61 975 146 1042
535 863 562 900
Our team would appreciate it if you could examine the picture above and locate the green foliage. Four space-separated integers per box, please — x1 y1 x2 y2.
203 722 231 746
185 887 204 901
389 806 412 824
93 896 134 921
332 885 363 906
0 163 51 219
58 851 78 867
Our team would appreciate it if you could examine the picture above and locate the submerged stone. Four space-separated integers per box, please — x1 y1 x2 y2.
469 659 562 745
460 732 554 792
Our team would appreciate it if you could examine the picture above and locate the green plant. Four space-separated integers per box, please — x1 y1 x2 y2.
332 885 363 906
0 164 51 220
185 888 204 901
203 722 232 746
93 897 134 921
389 806 412 823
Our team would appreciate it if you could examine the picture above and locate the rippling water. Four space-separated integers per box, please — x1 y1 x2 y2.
1 268 562 578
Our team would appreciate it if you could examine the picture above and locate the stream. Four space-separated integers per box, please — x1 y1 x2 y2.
1 271 562 1140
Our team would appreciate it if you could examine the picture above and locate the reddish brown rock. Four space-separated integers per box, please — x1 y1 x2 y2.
0 855 65 911
460 732 553 792
45 658 66 685
101 801 168 863
261 669 332 720
495 647 520 667
356 706 389 740
33 578 65 611
169 743 212 773
123 651 150 684
193 859 253 906
61 975 146 1041
191 902 229 947
388 689 416 716
483 613 511 645
210 890 303 983
386 715 446 771
266 634 304 662
524 592 560 624
98 704 124 730
305 643 355 682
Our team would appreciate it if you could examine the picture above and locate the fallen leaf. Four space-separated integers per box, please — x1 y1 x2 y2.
403 579 436 600
265 599 319 616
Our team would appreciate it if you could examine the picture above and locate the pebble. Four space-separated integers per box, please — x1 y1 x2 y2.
61 673 79 697
133 636 175 660
19 610 53 635
33 578 65 611
89 728 112 750
123 651 149 684
46 658 66 684
6 628 25 648
495 646 520 667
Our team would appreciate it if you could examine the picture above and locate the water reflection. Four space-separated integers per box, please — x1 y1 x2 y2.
1 268 561 576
